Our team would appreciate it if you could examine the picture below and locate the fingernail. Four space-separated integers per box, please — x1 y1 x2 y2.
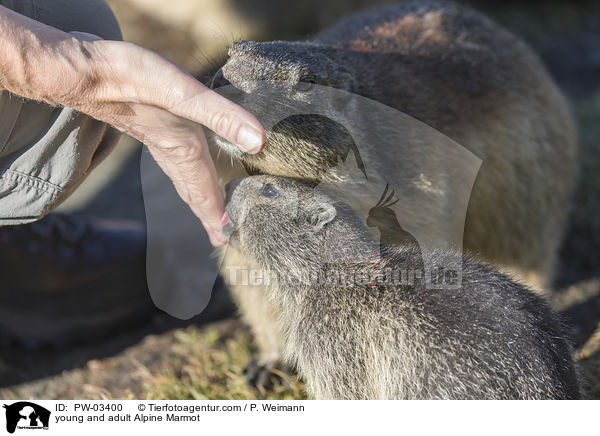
237 126 264 154
221 211 232 227
221 212 235 240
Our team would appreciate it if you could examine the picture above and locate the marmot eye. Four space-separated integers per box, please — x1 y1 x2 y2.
261 184 279 198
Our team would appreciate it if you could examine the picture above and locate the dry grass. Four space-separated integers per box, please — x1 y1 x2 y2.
141 323 306 400
0 318 306 400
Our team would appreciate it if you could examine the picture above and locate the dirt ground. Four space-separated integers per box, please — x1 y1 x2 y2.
0 0 599 400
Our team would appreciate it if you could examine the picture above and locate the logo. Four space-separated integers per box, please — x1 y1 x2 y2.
3 402 50 434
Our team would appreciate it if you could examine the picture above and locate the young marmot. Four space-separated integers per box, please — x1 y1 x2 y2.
210 0 578 384
224 175 581 400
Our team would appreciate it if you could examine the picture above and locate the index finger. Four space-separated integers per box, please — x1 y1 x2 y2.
163 72 267 154
147 130 229 246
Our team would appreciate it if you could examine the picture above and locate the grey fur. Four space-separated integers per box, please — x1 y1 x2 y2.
210 0 578 382
226 175 581 400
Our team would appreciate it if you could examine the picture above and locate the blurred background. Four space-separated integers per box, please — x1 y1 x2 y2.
0 0 598 399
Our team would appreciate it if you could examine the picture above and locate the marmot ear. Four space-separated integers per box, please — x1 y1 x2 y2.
309 203 337 231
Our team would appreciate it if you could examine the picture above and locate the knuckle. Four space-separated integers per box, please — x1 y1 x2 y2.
209 111 236 139
191 191 213 209
165 142 207 164
177 186 197 207
185 188 217 219
174 180 210 208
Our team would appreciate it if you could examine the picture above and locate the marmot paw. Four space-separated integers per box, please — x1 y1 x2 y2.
243 358 294 391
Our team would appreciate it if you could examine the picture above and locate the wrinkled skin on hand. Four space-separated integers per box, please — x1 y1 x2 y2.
0 8 265 245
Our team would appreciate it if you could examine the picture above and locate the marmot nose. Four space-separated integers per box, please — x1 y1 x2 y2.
225 178 243 200
211 69 231 89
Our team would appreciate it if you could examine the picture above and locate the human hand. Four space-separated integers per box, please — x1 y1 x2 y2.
67 34 265 246
0 7 264 246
